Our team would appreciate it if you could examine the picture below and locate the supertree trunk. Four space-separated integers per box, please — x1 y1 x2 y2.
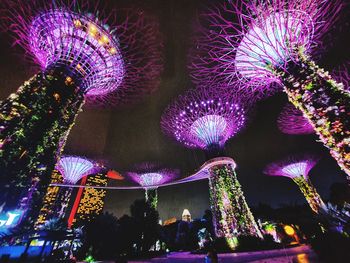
207 162 262 249
279 52 350 179
292 176 326 214
0 67 84 230
145 187 158 209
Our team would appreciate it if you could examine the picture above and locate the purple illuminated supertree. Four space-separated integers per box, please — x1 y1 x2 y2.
0 0 162 230
190 0 350 179
126 162 179 209
264 154 326 214
56 156 100 184
161 87 262 249
277 103 314 135
35 156 101 229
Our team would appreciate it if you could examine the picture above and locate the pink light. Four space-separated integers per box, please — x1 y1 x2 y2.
264 154 319 179
281 162 309 179
161 86 247 150
189 0 342 96
277 103 314 135
29 10 125 96
126 162 179 188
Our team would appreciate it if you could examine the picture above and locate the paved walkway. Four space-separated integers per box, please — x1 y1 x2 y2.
130 245 318 263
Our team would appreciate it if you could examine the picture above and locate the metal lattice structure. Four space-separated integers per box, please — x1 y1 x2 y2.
2 0 163 106
277 103 314 135
190 0 342 94
56 156 100 184
189 0 350 178
161 86 247 150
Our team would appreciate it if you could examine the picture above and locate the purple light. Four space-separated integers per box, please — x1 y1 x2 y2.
3 1 163 105
264 154 319 180
277 103 314 135
126 162 180 188
30 10 124 96
189 0 342 94
56 156 100 184
140 173 164 187
333 62 350 90
161 86 247 149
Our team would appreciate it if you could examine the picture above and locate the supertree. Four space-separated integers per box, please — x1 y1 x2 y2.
0 0 162 230
190 0 350 179
264 154 326 214
126 162 180 209
161 87 262 249
277 103 314 135
35 156 101 228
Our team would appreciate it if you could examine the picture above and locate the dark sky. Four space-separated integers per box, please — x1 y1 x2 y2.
0 0 349 221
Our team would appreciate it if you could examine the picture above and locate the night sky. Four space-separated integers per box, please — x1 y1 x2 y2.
0 0 349 221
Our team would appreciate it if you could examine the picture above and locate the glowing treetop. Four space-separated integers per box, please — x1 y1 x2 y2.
126 162 180 188
56 156 100 184
190 0 342 92
264 154 319 180
277 103 314 135
4 0 163 105
161 87 246 150
264 154 325 214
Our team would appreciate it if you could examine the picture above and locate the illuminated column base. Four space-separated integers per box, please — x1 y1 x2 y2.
280 53 350 179
0 67 84 229
292 176 326 214
145 187 158 209
204 157 262 249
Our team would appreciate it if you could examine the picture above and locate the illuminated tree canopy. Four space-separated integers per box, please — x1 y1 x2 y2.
161 86 247 150
56 156 100 184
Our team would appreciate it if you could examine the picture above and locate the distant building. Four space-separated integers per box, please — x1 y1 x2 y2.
36 170 108 228
35 170 65 229
68 172 107 227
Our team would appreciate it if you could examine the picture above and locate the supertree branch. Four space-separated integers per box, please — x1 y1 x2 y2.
86 9 164 107
277 103 314 135
190 0 350 178
264 154 326 214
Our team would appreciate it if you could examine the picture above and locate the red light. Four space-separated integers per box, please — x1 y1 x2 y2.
107 170 124 180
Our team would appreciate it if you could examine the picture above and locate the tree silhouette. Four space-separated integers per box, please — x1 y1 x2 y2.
130 199 160 253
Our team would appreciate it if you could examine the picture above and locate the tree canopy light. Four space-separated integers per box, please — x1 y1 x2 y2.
264 154 326 214
126 162 180 209
190 0 350 179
